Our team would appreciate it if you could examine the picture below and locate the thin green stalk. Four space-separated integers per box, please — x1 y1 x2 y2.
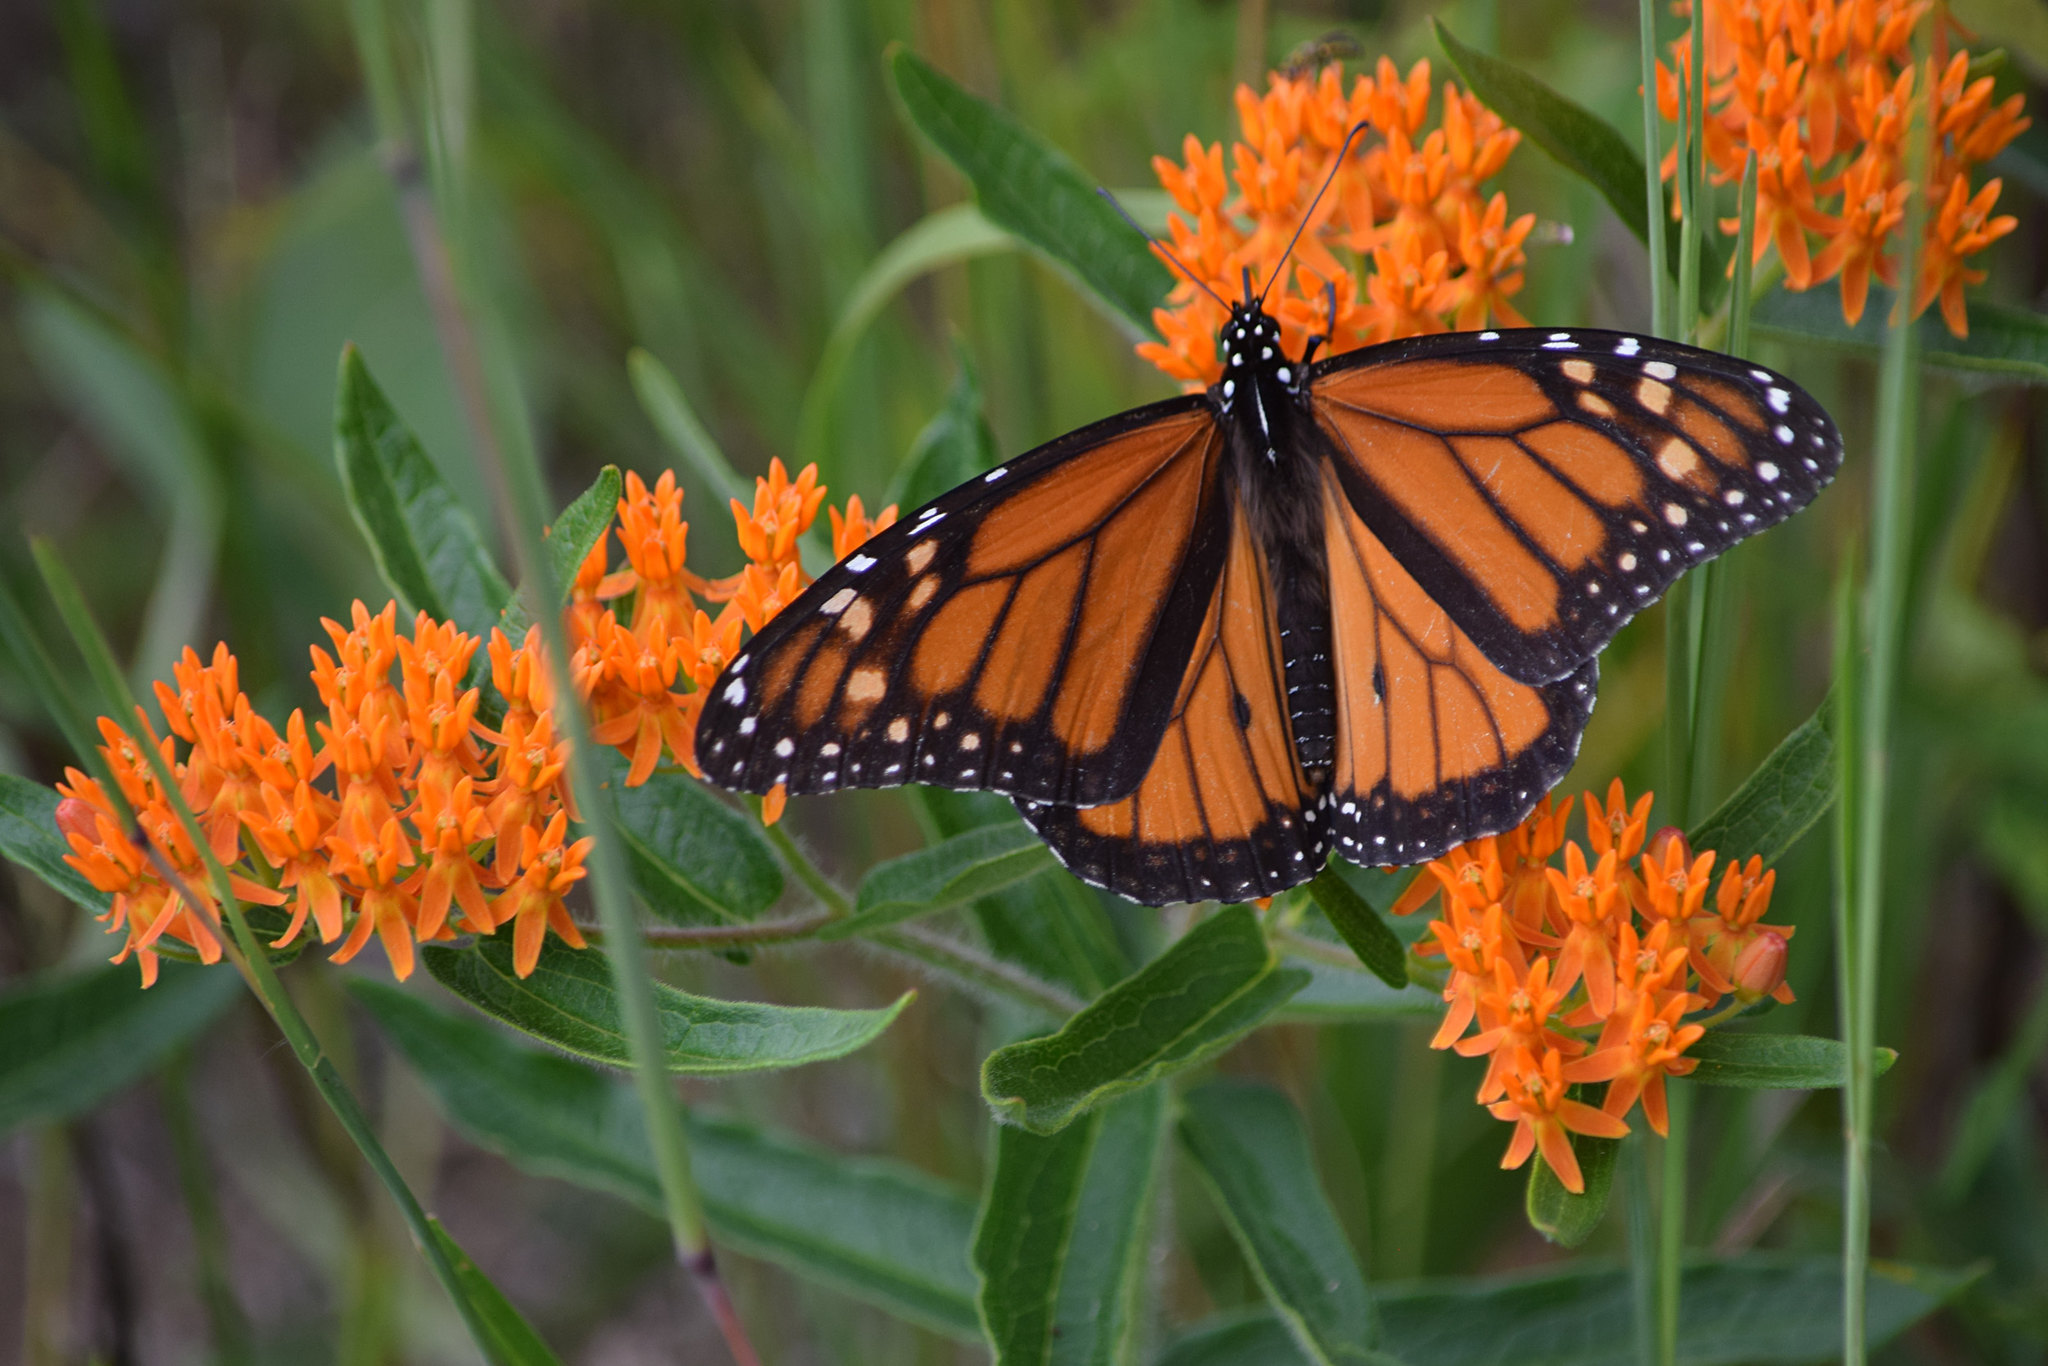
765 820 853 918
874 922 1086 1020
1845 90 1926 1362
1626 1134 1658 1366
30 540 501 1358
346 9 755 1359
1728 154 1759 359
1831 549 1865 1362
1658 1082 1692 1366
1638 0 1669 338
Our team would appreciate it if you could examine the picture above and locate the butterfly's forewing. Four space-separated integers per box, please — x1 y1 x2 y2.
1016 494 1326 905
1308 328 1842 684
1320 471 1596 866
695 401 1231 808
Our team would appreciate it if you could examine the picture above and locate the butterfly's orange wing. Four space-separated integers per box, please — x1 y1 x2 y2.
696 399 1231 808
1308 329 1841 684
1017 493 1324 904
1319 466 1595 865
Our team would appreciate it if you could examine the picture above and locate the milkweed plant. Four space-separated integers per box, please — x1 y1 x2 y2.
1 3 2040 1364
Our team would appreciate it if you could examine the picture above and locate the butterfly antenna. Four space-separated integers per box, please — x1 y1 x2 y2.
1098 188 1231 312
1257 119 1374 307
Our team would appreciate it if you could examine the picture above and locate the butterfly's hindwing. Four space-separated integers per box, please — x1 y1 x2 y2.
695 399 1232 807
1309 327 1842 685
1015 494 1327 905
1321 472 1598 866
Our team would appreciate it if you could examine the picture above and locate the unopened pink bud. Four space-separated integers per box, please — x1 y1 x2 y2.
1732 930 1789 1001
54 796 101 844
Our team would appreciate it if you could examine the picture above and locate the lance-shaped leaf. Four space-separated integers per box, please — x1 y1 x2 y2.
981 906 1307 1133
498 467 625 637
1689 699 1836 866
335 345 512 640
352 981 981 1336
1306 869 1406 989
1160 1255 1975 1366
1524 1131 1621 1248
600 753 784 926
421 938 907 1075
1684 1031 1896 1088
0 772 109 913
888 48 1170 334
1432 20 1725 305
1752 285 2048 383
972 1086 1166 1365
426 1219 564 1366
0 962 241 1135
827 821 1054 938
1178 1081 1383 1365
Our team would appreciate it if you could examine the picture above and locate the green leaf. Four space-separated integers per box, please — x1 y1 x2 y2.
1431 20 1723 305
1306 869 1406 989
541 466 621 605
972 1087 1166 1365
1688 697 1835 864
827 821 1055 938
1751 284 2048 384
1178 1081 1382 1365
1163 1255 1975 1366
334 344 513 639
981 906 1307 1134
1524 1131 1621 1248
0 773 109 913
600 753 784 926
425 1218 564 1366
421 937 908 1075
352 981 980 1336
888 342 1002 513
1275 960 1435 1022
626 347 751 507
888 49 1170 334
0 962 240 1135
799 207 1018 471
1684 1031 1896 1089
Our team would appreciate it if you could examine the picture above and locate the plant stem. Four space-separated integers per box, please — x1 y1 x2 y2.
32 541 501 1358
1659 1082 1692 1366
1844 91 1926 1363
875 922 1087 1019
1638 0 1669 339
765 820 853 918
346 5 755 1360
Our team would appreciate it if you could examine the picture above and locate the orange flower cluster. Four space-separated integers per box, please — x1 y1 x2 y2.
1140 57 1534 386
1393 780 1794 1192
1659 0 2028 334
55 462 893 986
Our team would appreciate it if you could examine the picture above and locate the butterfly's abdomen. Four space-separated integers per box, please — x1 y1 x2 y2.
1278 595 1334 773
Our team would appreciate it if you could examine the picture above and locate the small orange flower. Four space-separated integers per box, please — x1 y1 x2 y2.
492 811 592 978
1488 1048 1631 1193
829 495 899 561
328 810 421 979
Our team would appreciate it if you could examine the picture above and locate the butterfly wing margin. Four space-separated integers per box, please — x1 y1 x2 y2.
1308 327 1842 684
1016 495 1327 906
1321 469 1597 867
695 398 1233 808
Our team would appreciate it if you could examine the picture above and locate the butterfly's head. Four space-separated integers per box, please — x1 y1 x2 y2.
1216 303 1296 402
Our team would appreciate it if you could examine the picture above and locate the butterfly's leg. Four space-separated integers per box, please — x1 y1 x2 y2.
1298 281 1339 371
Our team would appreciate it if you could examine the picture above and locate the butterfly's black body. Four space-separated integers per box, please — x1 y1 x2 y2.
695 294 1843 907
1213 305 1338 780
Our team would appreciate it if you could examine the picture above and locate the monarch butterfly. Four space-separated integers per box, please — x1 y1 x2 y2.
696 197 1841 906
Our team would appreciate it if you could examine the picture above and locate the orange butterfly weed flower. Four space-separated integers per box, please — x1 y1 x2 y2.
1660 0 2028 333
1390 779 1802 1189
56 457 896 984
1140 56 1533 386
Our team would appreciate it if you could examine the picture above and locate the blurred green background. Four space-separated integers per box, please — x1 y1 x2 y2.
2 1 2045 1362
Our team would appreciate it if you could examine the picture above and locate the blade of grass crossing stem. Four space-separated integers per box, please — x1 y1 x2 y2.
1848 94 1925 1360
1638 0 1669 339
345 10 747 1359
1729 154 1758 358
29 540 506 1356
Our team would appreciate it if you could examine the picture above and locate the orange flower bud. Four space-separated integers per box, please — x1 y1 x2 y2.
1732 930 1790 1002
